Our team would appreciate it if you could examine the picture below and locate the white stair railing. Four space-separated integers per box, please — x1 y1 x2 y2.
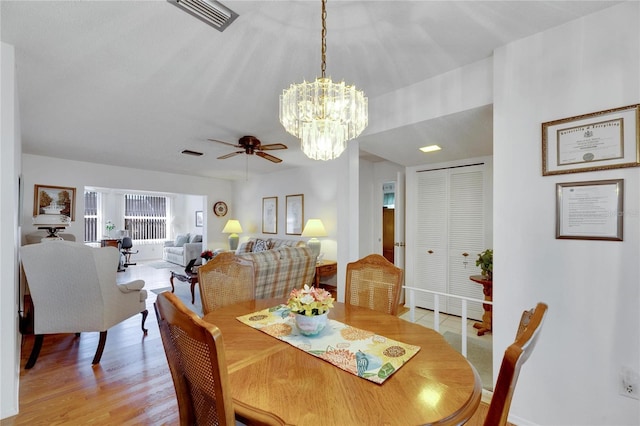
403 286 492 358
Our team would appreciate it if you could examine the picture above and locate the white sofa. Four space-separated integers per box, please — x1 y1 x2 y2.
163 233 203 266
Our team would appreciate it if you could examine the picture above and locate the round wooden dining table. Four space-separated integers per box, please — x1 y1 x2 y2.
203 298 482 426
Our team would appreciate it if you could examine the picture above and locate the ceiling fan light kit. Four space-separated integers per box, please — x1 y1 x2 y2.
279 0 368 161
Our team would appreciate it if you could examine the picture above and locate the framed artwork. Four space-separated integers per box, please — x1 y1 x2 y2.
542 104 640 176
33 184 76 221
195 210 203 227
262 197 277 234
286 194 304 235
556 179 623 241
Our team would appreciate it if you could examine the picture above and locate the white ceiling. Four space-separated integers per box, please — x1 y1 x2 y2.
1 1 619 180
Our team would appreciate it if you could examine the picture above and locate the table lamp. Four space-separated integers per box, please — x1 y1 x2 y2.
222 219 243 251
301 219 327 261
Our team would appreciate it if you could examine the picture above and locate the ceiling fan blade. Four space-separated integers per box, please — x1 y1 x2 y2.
217 151 244 160
259 143 288 151
256 151 283 163
208 138 241 148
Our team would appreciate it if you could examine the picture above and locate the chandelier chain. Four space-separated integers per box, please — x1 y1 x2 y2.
321 0 327 78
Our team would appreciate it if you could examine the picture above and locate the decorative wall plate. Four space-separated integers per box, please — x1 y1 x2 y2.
213 201 228 217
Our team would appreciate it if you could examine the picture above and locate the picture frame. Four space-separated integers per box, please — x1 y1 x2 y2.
33 184 76 221
542 104 640 176
556 179 623 241
285 194 304 235
262 197 277 234
195 210 203 227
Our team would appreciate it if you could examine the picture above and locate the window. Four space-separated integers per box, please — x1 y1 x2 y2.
124 194 168 242
84 190 99 243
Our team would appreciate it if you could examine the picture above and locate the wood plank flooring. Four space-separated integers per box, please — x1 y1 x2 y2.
2 263 508 426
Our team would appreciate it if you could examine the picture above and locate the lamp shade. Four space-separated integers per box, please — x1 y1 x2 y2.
301 219 327 238
222 220 243 234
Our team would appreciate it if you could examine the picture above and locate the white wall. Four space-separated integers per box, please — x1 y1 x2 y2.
1 42 21 419
493 2 639 425
21 154 233 252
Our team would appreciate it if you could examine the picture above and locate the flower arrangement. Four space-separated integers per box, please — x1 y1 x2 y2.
105 220 115 237
287 284 334 316
201 249 214 260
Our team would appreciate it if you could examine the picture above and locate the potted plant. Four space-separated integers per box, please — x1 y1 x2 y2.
476 249 493 280
287 284 334 336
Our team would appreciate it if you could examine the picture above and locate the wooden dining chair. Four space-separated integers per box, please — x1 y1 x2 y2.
154 291 235 426
345 254 404 315
481 302 549 426
197 252 255 315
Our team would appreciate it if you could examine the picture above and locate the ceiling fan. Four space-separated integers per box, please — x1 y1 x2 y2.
209 135 287 163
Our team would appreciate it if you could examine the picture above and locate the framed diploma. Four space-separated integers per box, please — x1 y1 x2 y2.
556 179 623 241
542 104 639 176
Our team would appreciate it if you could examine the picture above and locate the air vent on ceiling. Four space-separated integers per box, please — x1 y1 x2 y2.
181 149 204 156
168 0 239 32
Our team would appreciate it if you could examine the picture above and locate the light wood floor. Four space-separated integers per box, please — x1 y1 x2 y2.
2 263 507 425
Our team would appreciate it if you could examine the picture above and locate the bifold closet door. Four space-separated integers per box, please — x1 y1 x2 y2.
413 165 485 320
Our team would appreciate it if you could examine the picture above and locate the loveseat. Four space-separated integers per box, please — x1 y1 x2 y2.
163 233 203 266
234 238 316 298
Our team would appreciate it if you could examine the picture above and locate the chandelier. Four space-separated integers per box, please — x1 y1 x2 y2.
279 0 368 161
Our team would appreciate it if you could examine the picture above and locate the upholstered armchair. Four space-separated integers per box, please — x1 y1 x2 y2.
20 241 148 369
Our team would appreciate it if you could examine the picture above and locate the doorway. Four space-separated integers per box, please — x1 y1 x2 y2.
382 181 395 263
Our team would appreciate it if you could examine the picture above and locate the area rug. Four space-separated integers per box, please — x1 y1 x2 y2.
443 331 493 391
146 260 178 269
152 285 203 316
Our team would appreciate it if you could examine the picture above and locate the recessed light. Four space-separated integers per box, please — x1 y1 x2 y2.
181 149 204 156
419 145 442 153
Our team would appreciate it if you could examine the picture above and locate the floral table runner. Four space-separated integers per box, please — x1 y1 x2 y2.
236 305 420 384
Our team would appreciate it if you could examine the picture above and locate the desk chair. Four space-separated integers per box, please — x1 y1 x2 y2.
121 236 138 267
482 302 548 426
345 254 404 315
197 252 255 315
154 291 235 426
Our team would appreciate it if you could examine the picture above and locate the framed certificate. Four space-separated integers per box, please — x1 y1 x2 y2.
556 179 623 241
542 104 639 176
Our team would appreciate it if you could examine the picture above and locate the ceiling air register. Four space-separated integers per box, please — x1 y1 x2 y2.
168 0 238 32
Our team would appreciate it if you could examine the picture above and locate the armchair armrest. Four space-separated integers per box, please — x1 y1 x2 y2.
163 240 176 248
117 279 145 293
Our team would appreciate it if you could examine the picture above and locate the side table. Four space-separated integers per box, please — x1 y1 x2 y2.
469 275 492 336
170 270 198 304
315 260 337 297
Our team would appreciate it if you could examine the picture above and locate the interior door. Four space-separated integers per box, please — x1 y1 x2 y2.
447 168 485 320
414 170 448 309
382 208 394 263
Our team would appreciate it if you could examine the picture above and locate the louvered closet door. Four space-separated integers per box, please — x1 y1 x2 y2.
447 168 484 320
412 164 486 319
414 170 448 310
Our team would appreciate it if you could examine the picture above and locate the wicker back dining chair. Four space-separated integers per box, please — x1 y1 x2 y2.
155 291 235 426
197 252 255 315
345 254 404 315
483 302 548 426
